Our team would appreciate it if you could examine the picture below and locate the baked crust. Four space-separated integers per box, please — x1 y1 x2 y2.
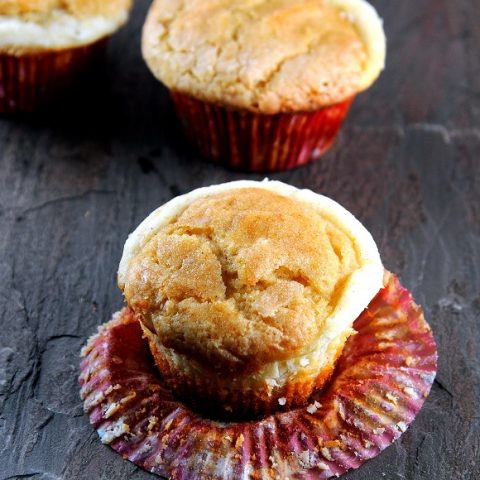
0 0 131 18
0 0 132 54
142 0 386 113
120 181 384 374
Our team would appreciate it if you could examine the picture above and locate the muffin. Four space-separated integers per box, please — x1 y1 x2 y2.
118 180 384 416
0 0 132 113
142 0 386 172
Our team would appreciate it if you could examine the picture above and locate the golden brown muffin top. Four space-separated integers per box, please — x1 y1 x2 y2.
0 0 131 18
142 0 386 114
123 188 364 373
0 0 132 55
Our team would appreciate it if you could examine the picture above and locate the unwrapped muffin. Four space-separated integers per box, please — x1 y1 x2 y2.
118 180 384 416
142 0 386 171
0 0 132 113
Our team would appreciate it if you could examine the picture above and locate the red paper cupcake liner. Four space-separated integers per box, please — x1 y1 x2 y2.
170 91 353 172
0 38 107 114
79 273 437 479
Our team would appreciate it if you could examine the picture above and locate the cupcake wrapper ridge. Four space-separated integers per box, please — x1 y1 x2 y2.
0 38 107 114
79 272 437 479
170 91 353 172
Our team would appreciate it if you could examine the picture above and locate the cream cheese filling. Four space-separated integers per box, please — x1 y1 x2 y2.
0 9 129 49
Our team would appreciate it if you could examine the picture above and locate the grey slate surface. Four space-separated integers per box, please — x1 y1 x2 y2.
1 1 479 479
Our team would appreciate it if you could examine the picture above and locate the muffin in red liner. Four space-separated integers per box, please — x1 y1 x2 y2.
0 0 132 114
79 272 437 479
142 0 387 172
0 40 107 114
170 92 354 172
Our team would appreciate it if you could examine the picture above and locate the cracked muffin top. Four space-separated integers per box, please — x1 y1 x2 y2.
0 0 132 53
142 0 386 114
119 181 383 373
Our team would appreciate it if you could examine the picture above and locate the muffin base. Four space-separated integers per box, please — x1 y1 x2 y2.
142 324 350 419
170 91 353 172
79 273 437 479
0 38 107 114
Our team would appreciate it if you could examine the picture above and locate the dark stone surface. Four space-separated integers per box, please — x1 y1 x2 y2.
0 1 479 479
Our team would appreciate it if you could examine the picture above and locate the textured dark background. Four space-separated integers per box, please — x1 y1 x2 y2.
1 0 479 479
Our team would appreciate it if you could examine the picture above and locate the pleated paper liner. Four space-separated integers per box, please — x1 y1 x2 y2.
0 38 107 114
170 91 353 172
79 272 437 479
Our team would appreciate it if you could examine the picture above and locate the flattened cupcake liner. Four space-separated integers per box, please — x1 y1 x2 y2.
170 91 353 172
79 273 437 479
0 38 107 114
